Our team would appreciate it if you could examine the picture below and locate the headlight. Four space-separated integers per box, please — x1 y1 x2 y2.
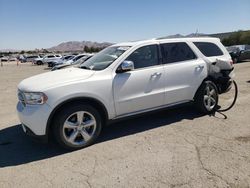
23 92 48 105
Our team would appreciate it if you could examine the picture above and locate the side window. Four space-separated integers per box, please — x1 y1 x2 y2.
126 45 159 69
194 42 223 57
47 55 55 58
161 42 196 64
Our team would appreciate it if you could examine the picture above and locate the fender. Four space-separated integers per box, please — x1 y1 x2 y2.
45 97 109 138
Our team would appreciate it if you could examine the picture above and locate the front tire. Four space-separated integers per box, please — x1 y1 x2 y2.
52 103 102 150
194 80 218 114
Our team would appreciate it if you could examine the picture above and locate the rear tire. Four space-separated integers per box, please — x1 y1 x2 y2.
194 80 218 114
233 57 238 64
37 61 43 65
52 103 102 150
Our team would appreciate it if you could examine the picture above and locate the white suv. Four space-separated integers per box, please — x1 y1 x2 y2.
34 54 62 65
17 37 234 150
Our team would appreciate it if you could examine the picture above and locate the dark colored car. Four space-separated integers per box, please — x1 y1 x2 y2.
226 45 250 63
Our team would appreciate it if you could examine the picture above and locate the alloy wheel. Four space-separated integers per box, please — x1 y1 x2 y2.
62 111 97 146
203 84 217 111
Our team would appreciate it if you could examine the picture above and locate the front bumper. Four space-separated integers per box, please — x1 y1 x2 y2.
21 124 48 143
17 101 52 137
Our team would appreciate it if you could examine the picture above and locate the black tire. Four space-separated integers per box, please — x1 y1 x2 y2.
37 61 43 65
233 57 238 64
194 80 218 114
52 103 102 150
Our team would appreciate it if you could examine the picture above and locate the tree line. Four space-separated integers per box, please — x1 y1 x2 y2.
222 30 250 46
83 46 105 53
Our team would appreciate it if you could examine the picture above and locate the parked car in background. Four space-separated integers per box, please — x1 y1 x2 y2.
226 45 250 63
61 54 88 65
17 37 234 150
34 54 62 65
49 54 88 68
9 57 17 61
47 55 75 67
0 57 8 62
51 54 93 71
24 55 43 63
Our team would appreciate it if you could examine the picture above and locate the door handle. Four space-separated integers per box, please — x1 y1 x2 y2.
197 65 204 69
151 72 162 77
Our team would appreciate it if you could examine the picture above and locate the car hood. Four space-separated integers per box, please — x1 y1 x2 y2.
18 67 95 91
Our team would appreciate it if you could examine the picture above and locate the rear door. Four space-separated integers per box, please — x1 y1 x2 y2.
160 42 207 105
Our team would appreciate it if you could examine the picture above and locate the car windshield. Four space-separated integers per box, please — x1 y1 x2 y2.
79 46 130 70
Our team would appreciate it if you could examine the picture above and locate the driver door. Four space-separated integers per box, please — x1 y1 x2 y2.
113 45 165 116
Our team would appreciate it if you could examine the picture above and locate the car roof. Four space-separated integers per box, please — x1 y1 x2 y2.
113 37 221 47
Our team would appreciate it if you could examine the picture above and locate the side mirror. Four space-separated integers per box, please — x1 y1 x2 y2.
116 60 134 73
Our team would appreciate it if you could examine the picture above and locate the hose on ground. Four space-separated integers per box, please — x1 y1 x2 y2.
216 80 238 112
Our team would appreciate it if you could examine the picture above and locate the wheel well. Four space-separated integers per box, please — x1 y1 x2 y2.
46 97 108 138
194 76 218 100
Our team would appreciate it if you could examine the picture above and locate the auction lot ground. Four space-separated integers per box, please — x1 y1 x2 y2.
0 61 250 188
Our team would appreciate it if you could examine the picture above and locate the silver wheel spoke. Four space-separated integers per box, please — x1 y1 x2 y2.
207 98 211 108
80 130 91 141
210 97 216 105
68 130 79 144
77 111 84 124
83 119 95 128
206 86 210 95
204 95 209 100
64 121 77 129
210 89 216 96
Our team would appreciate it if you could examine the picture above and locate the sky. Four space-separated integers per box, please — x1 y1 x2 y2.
0 0 250 50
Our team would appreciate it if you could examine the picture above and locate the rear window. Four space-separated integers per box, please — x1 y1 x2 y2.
194 42 223 57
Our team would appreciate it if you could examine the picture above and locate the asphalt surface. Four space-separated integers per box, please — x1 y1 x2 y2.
0 61 250 188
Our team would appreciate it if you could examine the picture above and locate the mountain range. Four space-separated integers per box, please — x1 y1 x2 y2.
47 41 113 52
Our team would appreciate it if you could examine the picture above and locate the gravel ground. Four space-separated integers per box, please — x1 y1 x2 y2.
0 61 250 188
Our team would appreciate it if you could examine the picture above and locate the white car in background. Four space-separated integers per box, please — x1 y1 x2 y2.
34 54 62 65
47 55 75 67
62 54 88 65
51 54 94 71
24 55 43 63
0 57 9 62
17 37 234 150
